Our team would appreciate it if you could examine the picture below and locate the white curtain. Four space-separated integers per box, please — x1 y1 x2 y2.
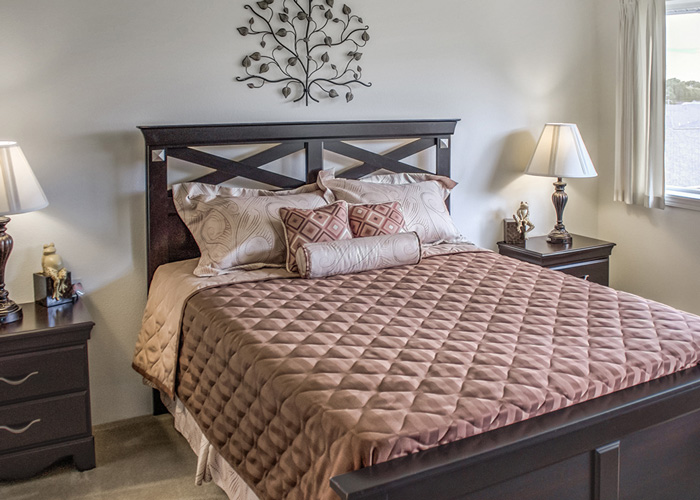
614 0 666 209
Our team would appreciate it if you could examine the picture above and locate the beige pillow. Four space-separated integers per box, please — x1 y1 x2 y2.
317 170 463 245
173 182 334 276
360 172 457 196
296 232 422 279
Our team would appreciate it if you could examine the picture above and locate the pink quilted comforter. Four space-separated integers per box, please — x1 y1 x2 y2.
173 250 700 500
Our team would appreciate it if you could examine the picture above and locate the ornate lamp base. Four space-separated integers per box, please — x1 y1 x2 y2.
546 178 573 246
547 227 573 245
0 300 22 324
0 216 22 325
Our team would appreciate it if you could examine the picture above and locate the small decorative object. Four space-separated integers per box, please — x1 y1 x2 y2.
0 141 49 324
34 243 75 307
524 123 597 245
503 218 524 245
236 0 371 105
513 201 535 239
41 242 63 274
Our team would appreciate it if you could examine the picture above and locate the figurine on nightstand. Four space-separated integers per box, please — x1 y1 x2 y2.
34 243 75 307
514 201 535 239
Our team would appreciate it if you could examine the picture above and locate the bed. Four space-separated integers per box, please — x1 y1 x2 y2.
133 120 700 500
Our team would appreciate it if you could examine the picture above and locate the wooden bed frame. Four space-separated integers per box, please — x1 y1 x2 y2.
139 120 700 500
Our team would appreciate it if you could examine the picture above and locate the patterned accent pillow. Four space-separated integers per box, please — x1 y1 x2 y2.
348 201 406 238
280 200 352 273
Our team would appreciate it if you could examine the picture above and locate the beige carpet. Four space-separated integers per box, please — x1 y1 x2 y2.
0 414 228 500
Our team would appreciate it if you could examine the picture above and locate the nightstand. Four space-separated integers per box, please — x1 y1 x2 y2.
0 300 95 480
497 234 616 286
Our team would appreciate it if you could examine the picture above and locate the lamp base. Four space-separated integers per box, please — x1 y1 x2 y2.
547 178 573 245
0 300 22 324
547 228 573 245
0 215 22 324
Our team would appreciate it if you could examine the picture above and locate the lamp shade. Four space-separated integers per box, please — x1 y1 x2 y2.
0 141 48 216
525 123 597 179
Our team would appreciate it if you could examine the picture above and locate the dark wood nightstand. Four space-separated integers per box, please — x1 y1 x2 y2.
497 234 616 286
0 300 95 480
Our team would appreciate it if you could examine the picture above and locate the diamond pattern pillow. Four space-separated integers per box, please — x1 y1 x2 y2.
280 201 352 273
348 201 406 238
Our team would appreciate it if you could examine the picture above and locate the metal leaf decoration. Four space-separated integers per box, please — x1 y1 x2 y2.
235 0 371 105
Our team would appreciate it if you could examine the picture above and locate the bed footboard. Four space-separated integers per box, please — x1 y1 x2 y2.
331 365 700 500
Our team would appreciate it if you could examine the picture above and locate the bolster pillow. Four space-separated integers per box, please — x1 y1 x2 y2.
296 232 422 279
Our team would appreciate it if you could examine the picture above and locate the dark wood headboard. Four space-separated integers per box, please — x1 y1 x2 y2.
139 119 459 285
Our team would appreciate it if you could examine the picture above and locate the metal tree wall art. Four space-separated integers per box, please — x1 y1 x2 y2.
236 0 371 105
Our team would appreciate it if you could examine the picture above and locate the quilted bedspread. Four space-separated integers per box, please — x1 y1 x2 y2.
174 250 700 500
133 259 302 396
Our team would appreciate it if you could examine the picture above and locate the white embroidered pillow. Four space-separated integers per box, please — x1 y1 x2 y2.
317 170 463 245
173 182 334 276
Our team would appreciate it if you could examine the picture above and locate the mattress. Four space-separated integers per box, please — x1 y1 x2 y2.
171 249 700 500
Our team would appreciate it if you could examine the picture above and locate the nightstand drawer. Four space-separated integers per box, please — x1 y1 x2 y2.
498 235 615 287
551 259 609 286
0 392 90 453
0 345 88 404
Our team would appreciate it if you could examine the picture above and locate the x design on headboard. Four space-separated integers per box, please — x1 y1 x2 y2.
138 119 459 284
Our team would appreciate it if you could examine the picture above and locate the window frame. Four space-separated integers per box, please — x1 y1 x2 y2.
665 0 700 210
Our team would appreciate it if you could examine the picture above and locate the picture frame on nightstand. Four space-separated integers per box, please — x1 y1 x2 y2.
503 218 524 245
33 272 77 307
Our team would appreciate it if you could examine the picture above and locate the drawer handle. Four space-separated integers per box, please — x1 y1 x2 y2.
0 418 41 435
0 371 39 386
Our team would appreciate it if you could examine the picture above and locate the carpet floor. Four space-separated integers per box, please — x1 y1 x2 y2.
0 414 228 500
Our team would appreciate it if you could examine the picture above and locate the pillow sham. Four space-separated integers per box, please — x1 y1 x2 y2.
317 170 463 245
279 200 353 273
173 182 333 276
358 171 457 198
296 232 422 279
348 201 406 238
174 181 322 201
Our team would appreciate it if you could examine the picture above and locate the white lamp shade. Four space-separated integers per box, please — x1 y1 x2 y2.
525 123 597 178
0 141 48 216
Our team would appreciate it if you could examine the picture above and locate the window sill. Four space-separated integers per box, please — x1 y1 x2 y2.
665 189 700 211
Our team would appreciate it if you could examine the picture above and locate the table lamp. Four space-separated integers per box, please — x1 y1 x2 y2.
0 142 49 324
524 123 597 245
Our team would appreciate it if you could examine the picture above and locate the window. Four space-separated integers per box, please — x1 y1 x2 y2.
666 0 700 208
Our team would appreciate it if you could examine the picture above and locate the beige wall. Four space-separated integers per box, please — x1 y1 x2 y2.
594 0 700 316
1 0 600 424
